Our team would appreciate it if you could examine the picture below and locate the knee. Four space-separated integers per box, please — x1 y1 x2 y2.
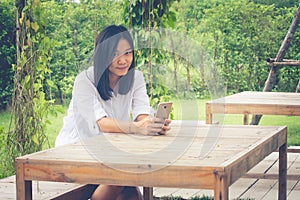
119 187 143 200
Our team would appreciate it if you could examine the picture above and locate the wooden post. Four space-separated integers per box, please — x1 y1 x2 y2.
206 102 212 124
143 187 153 200
16 161 32 200
214 170 229 200
243 113 249 125
278 143 287 200
296 79 300 93
251 5 300 125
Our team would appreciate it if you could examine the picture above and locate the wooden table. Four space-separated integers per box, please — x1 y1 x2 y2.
206 91 300 125
16 121 287 200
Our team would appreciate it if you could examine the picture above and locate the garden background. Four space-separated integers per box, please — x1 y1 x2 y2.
0 0 299 179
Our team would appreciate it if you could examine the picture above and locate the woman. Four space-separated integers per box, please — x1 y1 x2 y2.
55 25 171 200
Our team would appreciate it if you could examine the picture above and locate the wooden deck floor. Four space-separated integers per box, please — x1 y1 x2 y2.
153 150 300 200
1 151 300 200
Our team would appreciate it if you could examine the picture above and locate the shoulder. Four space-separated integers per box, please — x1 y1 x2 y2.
75 66 94 83
134 70 145 81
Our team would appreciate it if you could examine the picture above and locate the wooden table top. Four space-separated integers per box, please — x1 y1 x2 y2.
207 91 300 106
206 91 300 117
17 121 287 189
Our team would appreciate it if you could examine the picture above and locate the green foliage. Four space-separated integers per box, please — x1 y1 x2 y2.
3 0 56 177
0 0 15 110
189 1 299 93
123 0 179 105
123 0 178 28
1 0 299 111
44 0 123 104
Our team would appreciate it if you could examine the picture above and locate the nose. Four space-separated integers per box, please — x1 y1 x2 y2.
117 54 127 64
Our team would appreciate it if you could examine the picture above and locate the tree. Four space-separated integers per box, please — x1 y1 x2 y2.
122 0 178 104
251 5 300 125
4 0 55 176
45 0 123 104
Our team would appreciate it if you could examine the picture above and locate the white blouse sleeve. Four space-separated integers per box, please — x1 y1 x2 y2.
72 71 107 135
131 71 152 120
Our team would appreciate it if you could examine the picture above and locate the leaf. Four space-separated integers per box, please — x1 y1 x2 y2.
19 12 25 24
26 20 30 28
31 22 39 32
46 79 54 87
32 134 39 145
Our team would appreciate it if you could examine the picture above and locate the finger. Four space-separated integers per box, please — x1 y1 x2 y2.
157 130 166 135
150 122 164 129
162 126 171 131
153 117 164 124
164 119 171 126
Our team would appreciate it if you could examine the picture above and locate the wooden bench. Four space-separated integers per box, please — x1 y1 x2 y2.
0 175 94 200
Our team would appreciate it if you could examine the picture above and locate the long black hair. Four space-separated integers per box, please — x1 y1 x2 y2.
94 25 135 101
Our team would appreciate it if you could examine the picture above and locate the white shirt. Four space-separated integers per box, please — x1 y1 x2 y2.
55 67 151 146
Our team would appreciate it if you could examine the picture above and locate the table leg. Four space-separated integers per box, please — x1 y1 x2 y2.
143 187 153 200
206 103 212 124
243 113 249 125
278 143 287 200
214 171 228 200
16 162 32 200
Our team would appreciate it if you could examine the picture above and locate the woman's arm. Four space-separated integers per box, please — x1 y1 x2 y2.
97 114 170 135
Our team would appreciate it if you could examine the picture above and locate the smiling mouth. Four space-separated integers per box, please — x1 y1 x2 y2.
117 66 128 70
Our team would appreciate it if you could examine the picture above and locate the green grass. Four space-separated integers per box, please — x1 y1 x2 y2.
44 105 68 148
1 99 299 148
0 110 12 131
172 99 300 146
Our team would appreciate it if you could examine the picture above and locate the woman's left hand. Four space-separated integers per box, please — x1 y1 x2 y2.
157 118 171 135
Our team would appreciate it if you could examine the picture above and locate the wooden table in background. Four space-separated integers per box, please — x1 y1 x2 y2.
16 121 287 200
206 91 300 125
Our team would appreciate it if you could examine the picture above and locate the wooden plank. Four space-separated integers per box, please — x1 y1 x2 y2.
15 123 287 200
207 91 300 116
0 176 90 200
224 127 287 185
239 179 277 199
143 187 153 200
288 181 300 199
244 150 300 180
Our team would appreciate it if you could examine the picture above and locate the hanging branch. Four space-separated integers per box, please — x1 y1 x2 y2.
250 5 300 125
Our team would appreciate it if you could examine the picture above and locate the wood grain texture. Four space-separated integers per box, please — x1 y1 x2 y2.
16 122 287 200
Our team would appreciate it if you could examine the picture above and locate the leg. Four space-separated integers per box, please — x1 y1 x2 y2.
90 185 124 200
118 186 143 200
90 185 143 200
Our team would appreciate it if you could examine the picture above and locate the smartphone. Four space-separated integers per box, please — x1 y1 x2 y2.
155 102 173 120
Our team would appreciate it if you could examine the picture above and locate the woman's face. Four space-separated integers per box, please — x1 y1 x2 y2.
108 38 133 80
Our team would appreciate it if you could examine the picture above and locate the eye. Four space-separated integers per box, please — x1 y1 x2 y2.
113 52 119 58
124 50 133 55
